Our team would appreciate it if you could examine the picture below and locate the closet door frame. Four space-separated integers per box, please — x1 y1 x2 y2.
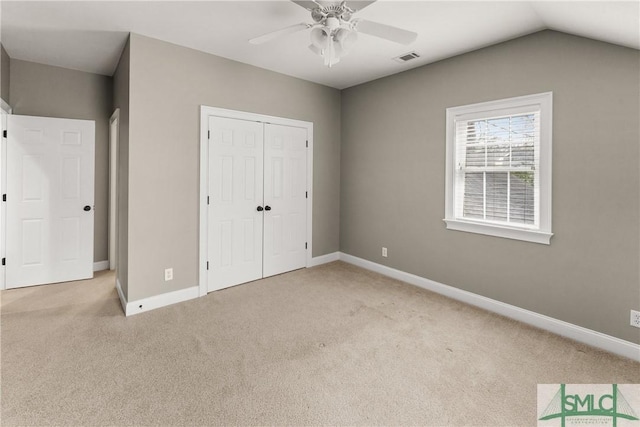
198 106 313 297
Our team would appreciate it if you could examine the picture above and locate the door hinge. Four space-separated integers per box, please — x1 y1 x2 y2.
2 130 6 138
208 130 210 139
306 140 308 148
305 242 308 250
207 196 210 205
207 261 209 270
2 194 5 202
305 191 308 199
1 258 5 266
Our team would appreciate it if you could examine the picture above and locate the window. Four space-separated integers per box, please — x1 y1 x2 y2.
444 92 553 244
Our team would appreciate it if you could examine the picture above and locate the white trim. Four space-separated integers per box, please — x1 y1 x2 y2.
444 219 553 244
0 98 11 114
123 285 199 317
199 106 314 297
305 125 314 272
116 278 127 314
308 251 340 267
93 260 109 272
444 92 553 244
108 109 119 271
199 108 208 297
0 100 8 290
201 107 314 128
339 252 640 362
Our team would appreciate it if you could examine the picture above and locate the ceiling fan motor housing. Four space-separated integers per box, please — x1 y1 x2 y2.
312 3 354 23
325 17 341 31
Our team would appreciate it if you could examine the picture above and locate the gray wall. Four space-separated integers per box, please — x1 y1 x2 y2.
340 30 640 344
1 44 9 103
9 59 113 264
126 33 341 301
113 38 130 299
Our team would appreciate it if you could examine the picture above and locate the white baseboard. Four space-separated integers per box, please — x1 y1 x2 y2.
308 252 340 267
93 260 109 272
116 278 127 314
339 252 640 362
123 285 200 317
115 252 339 316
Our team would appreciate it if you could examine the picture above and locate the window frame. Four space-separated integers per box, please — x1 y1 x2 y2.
444 92 553 245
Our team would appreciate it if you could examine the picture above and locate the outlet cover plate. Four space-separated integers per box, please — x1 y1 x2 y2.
631 310 640 328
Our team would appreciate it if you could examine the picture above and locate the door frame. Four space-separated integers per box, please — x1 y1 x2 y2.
0 98 11 290
109 108 119 270
199 106 314 297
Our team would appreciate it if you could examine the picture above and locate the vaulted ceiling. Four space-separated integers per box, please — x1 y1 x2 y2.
2 1 639 89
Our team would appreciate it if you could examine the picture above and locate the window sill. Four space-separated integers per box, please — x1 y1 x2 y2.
443 219 553 245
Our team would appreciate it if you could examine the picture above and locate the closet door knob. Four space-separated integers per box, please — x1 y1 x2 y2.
257 206 264 212
264 205 272 211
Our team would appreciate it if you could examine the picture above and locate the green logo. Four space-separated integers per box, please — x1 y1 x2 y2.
539 384 638 427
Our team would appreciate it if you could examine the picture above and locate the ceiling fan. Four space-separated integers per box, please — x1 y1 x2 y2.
249 0 418 68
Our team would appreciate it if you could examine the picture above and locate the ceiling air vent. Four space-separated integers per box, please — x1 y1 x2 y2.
394 52 420 63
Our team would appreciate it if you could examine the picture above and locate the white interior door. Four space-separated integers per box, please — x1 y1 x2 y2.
6 115 95 289
208 116 264 291
263 124 307 277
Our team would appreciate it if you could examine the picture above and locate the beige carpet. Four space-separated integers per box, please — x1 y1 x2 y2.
1 261 638 426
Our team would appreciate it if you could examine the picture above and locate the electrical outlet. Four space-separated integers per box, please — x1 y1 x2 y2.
382 247 388 258
631 310 640 328
164 268 173 281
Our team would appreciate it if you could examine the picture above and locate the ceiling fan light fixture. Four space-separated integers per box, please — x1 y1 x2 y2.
310 27 330 50
334 28 348 43
310 26 342 67
333 42 344 58
323 38 340 67
335 28 358 52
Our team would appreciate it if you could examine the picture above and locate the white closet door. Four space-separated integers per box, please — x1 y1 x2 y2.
263 124 307 277
208 116 264 291
6 114 95 288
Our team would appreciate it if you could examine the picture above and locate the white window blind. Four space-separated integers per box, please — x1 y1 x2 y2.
455 111 540 227
444 93 553 244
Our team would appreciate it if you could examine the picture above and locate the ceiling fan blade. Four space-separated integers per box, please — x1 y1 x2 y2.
347 1 377 12
290 0 322 11
249 23 310 45
355 19 417 45
293 0 376 12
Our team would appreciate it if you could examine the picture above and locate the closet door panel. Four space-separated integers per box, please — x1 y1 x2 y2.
208 116 264 291
263 124 307 277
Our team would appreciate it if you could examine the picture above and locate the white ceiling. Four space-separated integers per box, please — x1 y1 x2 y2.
1 1 638 90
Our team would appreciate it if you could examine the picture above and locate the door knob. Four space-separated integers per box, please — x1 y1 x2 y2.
264 205 272 211
83 205 91 212
257 206 264 212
